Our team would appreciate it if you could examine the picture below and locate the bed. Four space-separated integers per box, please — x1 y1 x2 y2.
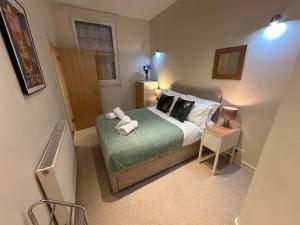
96 82 222 192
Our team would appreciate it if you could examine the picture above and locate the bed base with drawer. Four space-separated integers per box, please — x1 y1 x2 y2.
106 141 200 192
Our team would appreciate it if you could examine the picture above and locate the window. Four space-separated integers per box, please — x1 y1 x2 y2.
72 18 120 86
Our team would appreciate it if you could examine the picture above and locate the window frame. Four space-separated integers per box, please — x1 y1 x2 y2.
71 17 121 86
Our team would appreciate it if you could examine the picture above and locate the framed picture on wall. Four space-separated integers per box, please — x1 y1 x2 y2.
0 0 45 95
212 45 248 80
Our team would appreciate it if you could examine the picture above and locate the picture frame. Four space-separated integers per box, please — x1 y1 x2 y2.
0 0 45 95
212 45 247 80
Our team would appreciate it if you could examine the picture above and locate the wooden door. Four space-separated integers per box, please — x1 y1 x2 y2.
57 48 102 130
49 43 75 131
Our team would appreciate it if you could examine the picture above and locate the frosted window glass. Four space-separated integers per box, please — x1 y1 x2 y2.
75 21 116 80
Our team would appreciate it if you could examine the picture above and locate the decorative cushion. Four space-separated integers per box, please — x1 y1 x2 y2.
170 98 195 122
163 89 185 112
156 94 174 113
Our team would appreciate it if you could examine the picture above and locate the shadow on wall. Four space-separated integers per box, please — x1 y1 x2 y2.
151 51 168 84
135 40 152 81
150 69 158 81
223 96 281 163
136 40 149 56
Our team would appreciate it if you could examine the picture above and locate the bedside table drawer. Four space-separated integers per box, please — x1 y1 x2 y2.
202 131 221 152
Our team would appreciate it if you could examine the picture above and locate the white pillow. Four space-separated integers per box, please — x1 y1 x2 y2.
206 120 215 127
163 89 182 96
187 103 211 128
186 95 220 119
163 90 187 112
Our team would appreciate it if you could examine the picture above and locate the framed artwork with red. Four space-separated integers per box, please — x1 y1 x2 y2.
0 0 45 94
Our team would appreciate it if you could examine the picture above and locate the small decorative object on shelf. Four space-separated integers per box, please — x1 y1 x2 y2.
142 64 152 81
221 106 239 128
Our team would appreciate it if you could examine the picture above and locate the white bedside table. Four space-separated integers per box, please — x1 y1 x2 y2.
198 125 241 175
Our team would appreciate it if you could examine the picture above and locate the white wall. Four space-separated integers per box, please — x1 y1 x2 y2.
49 3 150 113
238 52 300 225
0 0 65 224
149 0 300 168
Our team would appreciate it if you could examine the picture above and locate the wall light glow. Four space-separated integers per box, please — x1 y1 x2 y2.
270 21 280 26
152 51 165 68
155 50 161 58
263 23 287 40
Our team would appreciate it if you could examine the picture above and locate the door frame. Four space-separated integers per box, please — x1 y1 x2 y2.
48 41 75 131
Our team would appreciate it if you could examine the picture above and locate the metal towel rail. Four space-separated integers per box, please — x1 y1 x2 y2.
28 199 89 225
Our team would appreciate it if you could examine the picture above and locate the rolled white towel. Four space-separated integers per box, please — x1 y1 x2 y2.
113 107 125 119
117 120 139 136
115 116 131 130
106 112 117 120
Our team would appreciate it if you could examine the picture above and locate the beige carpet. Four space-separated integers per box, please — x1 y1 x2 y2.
74 127 252 225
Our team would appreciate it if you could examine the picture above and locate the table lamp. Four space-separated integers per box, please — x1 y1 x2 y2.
221 106 238 128
155 88 162 101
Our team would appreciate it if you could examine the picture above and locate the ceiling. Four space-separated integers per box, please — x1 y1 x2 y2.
49 0 178 20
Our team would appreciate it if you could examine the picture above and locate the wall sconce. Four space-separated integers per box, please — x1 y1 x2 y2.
264 14 286 40
270 15 282 26
154 49 161 57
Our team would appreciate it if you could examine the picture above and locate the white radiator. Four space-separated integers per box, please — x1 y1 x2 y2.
36 120 77 225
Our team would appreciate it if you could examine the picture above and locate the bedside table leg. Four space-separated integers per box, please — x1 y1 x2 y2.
212 152 220 175
230 145 237 164
198 142 204 163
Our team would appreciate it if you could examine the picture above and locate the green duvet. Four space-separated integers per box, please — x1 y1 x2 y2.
96 108 184 173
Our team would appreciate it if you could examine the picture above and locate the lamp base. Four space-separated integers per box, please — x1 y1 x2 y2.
223 119 231 128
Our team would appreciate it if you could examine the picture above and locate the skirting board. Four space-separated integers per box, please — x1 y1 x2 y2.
239 160 256 173
235 217 239 225
233 148 256 174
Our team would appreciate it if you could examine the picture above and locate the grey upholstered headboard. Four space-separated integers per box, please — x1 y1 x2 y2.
170 82 222 122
